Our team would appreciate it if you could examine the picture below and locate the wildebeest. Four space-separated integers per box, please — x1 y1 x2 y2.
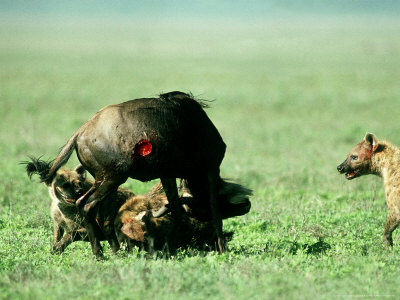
26 91 228 259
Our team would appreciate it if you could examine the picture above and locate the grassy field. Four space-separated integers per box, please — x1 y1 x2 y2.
1 13 400 299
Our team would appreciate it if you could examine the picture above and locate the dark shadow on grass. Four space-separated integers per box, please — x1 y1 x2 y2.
122 231 235 260
265 239 331 255
303 240 331 255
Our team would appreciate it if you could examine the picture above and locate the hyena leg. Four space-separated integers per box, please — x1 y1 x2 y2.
52 228 88 254
383 213 400 249
53 223 64 245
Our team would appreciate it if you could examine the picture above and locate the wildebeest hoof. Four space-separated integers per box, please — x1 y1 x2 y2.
152 204 170 218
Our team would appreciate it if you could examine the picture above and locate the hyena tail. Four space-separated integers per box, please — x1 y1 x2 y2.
218 180 252 219
24 132 78 185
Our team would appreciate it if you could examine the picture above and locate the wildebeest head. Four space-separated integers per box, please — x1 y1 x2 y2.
337 132 379 180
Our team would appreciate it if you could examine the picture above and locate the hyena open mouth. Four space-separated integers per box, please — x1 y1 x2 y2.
345 169 360 180
54 185 81 204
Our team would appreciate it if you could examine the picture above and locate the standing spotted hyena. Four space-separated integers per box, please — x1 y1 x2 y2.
337 132 400 248
25 159 133 254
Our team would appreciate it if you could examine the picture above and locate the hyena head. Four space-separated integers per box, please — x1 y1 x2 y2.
24 156 88 204
337 132 379 180
50 165 88 204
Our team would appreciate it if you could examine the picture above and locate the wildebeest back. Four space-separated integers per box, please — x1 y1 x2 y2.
75 92 226 181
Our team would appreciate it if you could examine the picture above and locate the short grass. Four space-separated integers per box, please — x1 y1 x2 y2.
1 13 400 299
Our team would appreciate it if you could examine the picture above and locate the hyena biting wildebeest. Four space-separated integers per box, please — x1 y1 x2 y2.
116 179 252 253
24 161 134 254
24 162 251 254
26 91 229 259
115 181 213 253
337 132 400 248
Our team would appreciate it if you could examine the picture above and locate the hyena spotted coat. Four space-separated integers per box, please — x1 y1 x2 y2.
337 132 400 248
25 160 133 254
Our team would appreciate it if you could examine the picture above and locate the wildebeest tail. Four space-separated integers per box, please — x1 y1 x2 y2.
23 156 54 185
45 133 78 184
24 133 78 185
218 180 252 219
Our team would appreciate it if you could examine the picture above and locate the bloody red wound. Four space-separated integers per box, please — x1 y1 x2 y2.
135 140 152 157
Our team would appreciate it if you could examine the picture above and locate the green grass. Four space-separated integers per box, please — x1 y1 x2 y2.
1 13 400 299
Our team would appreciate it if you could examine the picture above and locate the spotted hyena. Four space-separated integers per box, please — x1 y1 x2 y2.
114 181 215 253
337 132 400 248
25 159 133 255
115 179 252 253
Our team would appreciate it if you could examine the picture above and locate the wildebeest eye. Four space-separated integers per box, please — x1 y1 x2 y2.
350 155 358 161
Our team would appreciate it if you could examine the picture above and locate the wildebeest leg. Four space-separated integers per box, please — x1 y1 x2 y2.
75 180 100 209
180 179 192 197
97 199 121 254
52 228 88 254
82 178 125 214
79 177 125 259
146 236 155 256
185 174 224 252
208 172 225 254
152 178 180 217
105 229 120 254
83 216 104 260
160 177 181 254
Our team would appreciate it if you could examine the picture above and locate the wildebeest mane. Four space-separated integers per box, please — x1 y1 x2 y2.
158 91 213 109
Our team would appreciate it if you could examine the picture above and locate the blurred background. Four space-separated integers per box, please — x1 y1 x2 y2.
2 0 399 17
1 0 400 191
2 2 400 297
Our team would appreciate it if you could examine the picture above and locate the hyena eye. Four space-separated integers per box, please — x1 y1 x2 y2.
350 155 358 161
62 182 71 189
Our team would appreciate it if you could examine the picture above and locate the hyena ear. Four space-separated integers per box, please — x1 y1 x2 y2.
121 219 145 242
364 132 379 152
74 164 87 180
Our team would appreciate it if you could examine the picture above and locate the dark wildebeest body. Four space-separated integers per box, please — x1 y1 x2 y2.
41 92 226 259
75 96 224 181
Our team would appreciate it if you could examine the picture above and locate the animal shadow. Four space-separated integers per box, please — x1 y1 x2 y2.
265 239 331 255
130 231 236 260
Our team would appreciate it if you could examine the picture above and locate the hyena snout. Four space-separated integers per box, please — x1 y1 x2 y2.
72 181 85 197
337 156 367 180
337 161 348 174
75 187 84 196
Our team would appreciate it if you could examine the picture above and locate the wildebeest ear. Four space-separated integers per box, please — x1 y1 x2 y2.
364 132 379 152
74 164 86 180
